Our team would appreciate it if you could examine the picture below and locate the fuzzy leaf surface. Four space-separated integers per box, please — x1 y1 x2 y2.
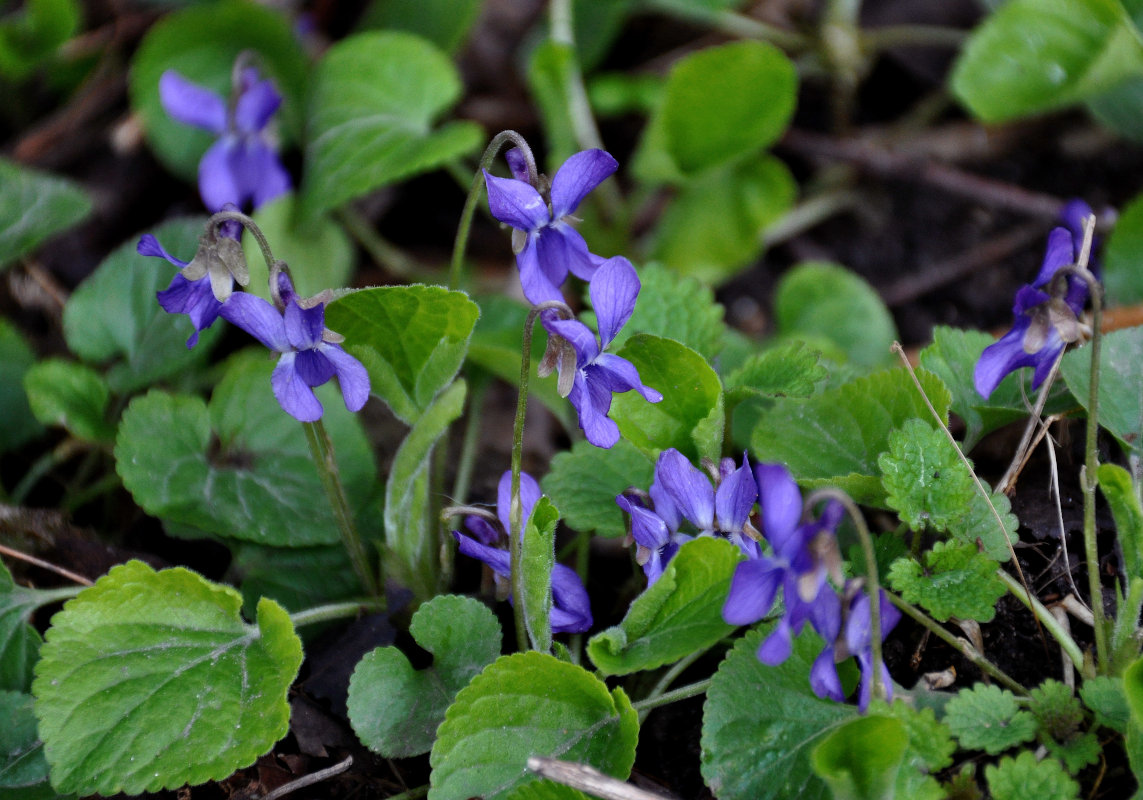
303 32 481 216
944 684 1038 754
1099 463 1143 581
429 652 638 800
701 626 858 800
541 439 654 538
879 419 976 532
751 368 951 507
587 537 740 675
1080 675 1129 733
606 263 726 361
0 158 91 271
725 340 829 404
326 285 478 424
984 751 1080 800
1062 327 1143 455
522 498 559 653
886 543 1004 623
610 333 723 464
33 561 302 796
348 595 501 758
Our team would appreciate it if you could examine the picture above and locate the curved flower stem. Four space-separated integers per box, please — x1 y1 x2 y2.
303 420 381 601
631 677 712 713
887 592 1026 695
637 647 711 723
289 599 383 628
997 570 1087 676
448 130 539 291
805 487 885 706
508 301 575 652
209 209 275 270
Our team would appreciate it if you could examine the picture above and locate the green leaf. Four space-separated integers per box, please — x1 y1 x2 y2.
385 380 466 600
725 340 828 403
1098 463 1143 582
810 715 908 800
0 562 46 693
357 0 483 53
1030 680 1099 774
521 498 560 653
650 156 795 283
653 41 796 176
984 751 1080 800
240 193 354 300
0 691 57 800
0 0 80 80
0 319 42 452
775 261 897 369
952 487 1019 564
879 419 976 532
1103 191 1143 305
606 262 727 361
610 333 724 463
0 157 91 271
1081 674 1130 733
751 368 951 507
1126 655 1143 727
866 699 956 773
115 352 380 547
1061 328 1143 455
505 782 590 800
527 41 579 164
429 651 639 800
541 439 654 538
1086 77 1143 142
302 31 482 217
348 595 501 758
23 359 115 443
944 684 1038 754
228 543 362 616
129 0 308 180
326 285 479 425
588 537 740 676
950 0 1143 123
62 218 221 393
886 543 1005 623
33 560 302 795
701 626 858 800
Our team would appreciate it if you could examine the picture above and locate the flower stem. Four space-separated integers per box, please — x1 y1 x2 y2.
289 599 383 628
887 592 1026 695
448 131 539 291
631 677 712 713
210 209 275 270
302 420 381 601
996 570 1087 675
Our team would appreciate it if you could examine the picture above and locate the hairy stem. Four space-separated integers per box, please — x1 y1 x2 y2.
289 600 383 628
631 678 712 713
997 570 1087 676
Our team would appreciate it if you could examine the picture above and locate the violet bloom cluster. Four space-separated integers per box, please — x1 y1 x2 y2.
974 200 1095 399
453 471 592 633
542 257 662 448
616 449 761 585
709 462 899 710
484 148 617 305
160 66 291 213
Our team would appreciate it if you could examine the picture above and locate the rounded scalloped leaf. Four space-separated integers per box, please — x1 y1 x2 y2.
429 651 638 800
944 684 1038 755
32 560 302 796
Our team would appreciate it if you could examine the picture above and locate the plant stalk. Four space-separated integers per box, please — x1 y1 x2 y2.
289 600 383 628
997 570 1087 675
631 678 712 713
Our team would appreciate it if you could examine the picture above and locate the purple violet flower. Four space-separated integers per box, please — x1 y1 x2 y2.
974 202 1095 399
810 585 902 711
453 471 593 633
160 66 291 213
615 488 692 585
484 148 617 304
219 272 369 422
541 257 662 448
138 234 223 348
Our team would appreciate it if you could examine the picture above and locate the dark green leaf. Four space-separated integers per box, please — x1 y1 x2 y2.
541 439 654 538
0 319 42 452
810 715 908 800
0 562 46 693
879 419 976 532
886 543 1004 623
606 263 727 361
944 684 1038 754
984 751 1080 800
0 157 91 271
1102 191 1143 305
1061 328 1143 455
1098 464 1143 581
23 359 115 443
0 691 56 800
0 0 80 80
527 41 579 164
357 0 483 53
1080 675 1129 733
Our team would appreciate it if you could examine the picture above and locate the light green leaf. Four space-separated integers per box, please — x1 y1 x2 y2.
1080 675 1129 733
357 0 483 53
33 561 302 796
522 498 559 653
886 542 1005 623
701 626 858 800
0 319 42 452
725 340 829 403
0 691 57 800
385 380 466 600
650 156 795 283
606 262 726 361
0 562 47 693
1061 328 1143 455
653 41 796 176
23 359 115 443
950 0 1143 123
775 261 897 369
944 684 1038 754
302 31 482 217
115 351 380 547
984 751 1080 800
0 0 80 80
866 698 956 774
610 333 724 463
129 0 308 180
588 537 740 675
0 157 91 270
751 368 951 507
348 595 501 758
1098 463 1143 582
879 419 976 532
326 285 479 425
810 715 908 800
1103 191 1143 305
62 218 221 393
541 439 654 538
430 651 639 800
